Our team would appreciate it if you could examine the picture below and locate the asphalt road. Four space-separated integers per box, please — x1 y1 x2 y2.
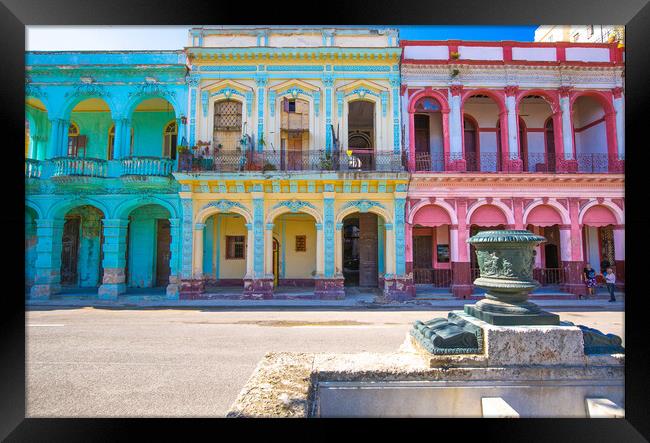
26 306 625 417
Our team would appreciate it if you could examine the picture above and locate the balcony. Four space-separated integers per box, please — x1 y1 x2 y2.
120 156 174 177
25 156 176 180
413 152 624 174
52 157 107 178
178 149 406 173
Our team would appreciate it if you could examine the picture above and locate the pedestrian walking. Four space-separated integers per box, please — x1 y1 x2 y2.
605 267 617 302
582 263 597 299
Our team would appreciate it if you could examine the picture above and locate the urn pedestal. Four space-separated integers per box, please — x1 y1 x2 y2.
464 230 559 326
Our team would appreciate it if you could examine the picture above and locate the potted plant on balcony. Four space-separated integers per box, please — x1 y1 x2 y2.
262 162 277 172
450 51 460 60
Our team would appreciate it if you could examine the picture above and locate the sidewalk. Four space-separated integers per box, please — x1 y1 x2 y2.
25 293 625 310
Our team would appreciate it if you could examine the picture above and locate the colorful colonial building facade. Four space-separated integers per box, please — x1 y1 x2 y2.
25 28 624 301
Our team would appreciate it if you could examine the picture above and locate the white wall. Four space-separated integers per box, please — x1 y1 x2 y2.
574 97 607 156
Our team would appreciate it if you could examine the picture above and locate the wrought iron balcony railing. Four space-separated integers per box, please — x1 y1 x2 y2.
177 149 407 173
25 158 42 178
26 156 176 180
413 152 624 174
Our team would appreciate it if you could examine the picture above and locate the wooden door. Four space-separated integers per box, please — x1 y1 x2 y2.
358 213 378 287
414 115 430 154
413 235 433 269
155 219 171 287
287 135 302 170
545 118 556 172
60 217 80 285
464 126 478 171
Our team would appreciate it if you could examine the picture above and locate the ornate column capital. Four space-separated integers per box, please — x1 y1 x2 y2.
450 85 463 96
504 85 519 97
558 86 573 98
612 87 624 99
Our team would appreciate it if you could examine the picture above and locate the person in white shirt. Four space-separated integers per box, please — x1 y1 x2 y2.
605 267 617 302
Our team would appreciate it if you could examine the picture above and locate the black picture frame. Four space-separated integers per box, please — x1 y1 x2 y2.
2 0 649 439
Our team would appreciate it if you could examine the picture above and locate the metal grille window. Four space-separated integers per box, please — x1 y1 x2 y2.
214 100 242 131
226 236 245 259
295 235 306 252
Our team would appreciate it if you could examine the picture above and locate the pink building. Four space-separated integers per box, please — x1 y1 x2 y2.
400 40 624 298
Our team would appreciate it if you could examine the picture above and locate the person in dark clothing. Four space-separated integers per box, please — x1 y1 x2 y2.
582 263 597 298
605 267 617 302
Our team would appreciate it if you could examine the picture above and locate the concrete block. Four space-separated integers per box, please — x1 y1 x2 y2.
482 397 520 418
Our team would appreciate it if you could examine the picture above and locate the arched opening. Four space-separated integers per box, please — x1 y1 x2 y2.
463 114 479 171
463 94 503 172
347 100 375 171
272 212 317 293
131 98 176 158
413 97 444 171
213 99 243 152
124 204 172 290
572 95 608 172
525 204 565 287
342 212 384 288
280 97 310 170
411 205 452 291
202 212 248 293
25 207 39 290
68 98 112 159
581 205 618 281
468 204 508 281
60 205 105 291
25 97 49 160
519 95 556 172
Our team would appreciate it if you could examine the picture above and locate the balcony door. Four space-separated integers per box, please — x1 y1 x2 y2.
463 116 478 171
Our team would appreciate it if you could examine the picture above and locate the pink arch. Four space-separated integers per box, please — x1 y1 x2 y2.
461 88 506 113
526 204 563 227
408 88 450 113
582 205 617 227
516 89 559 114
412 204 452 227
469 204 508 227
570 90 615 115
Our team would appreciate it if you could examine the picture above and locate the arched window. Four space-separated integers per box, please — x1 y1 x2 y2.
108 125 115 160
163 121 177 159
67 122 85 157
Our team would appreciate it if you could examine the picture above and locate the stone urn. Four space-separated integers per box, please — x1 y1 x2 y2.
464 230 559 325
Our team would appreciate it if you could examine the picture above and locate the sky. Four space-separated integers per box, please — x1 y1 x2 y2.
25 25 537 51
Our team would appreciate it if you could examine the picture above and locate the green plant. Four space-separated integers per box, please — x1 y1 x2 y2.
319 153 334 170
451 69 460 78
262 162 277 172
177 145 189 154
450 51 460 60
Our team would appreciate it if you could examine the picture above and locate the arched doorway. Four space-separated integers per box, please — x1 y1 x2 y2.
271 212 317 291
124 204 172 289
202 212 248 291
347 100 375 171
572 95 609 173
463 94 503 172
413 96 444 171
60 205 105 290
68 98 113 159
581 205 618 276
525 204 565 287
130 97 177 158
342 212 383 287
410 204 452 289
518 95 556 172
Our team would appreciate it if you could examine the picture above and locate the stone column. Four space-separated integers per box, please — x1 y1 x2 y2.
451 198 473 298
561 198 586 296
448 85 465 171
324 75 334 151
166 217 181 299
245 222 254 278
334 222 343 275
47 118 68 158
504 86 522 172
264 223 274 276
315 223 324 276
384 192 413 300
97 218 129 300
255 74 268 151
390 75 402 155
558 87 576 172
29 219 64 299
243 190 273 299
192 223 205 280
315 189 344 299
179 196 200 298
613 225 625 288
612 88 624 160
384 224 396 276
405 220 413 275
408 109 416 171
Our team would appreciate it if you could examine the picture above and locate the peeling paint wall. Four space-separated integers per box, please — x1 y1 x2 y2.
67 206 104 287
